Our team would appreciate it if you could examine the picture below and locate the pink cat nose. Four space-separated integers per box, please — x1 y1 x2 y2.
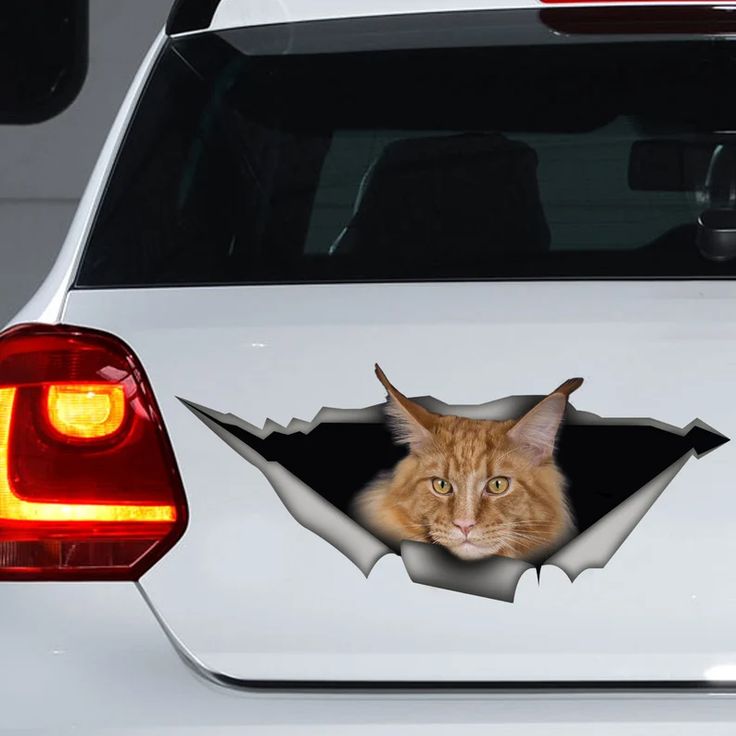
453 520 476 537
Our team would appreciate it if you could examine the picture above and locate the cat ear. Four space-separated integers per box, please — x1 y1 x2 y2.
508 378 583 463
551 377 584 399
375 364 437 450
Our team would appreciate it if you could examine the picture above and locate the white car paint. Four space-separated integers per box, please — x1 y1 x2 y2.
4 0 736 732
208 0 718 32
4 584 736 733
211 0 540 31
61 280 736 683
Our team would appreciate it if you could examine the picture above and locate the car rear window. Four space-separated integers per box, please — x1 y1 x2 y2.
76 10 736 286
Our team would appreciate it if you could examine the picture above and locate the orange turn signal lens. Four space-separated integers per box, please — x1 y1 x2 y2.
47 383 126 439
0 387 175 523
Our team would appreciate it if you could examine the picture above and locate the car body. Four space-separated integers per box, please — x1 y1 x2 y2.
4 0 736 732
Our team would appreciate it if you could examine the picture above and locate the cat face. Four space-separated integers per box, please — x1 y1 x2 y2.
356 367 582 561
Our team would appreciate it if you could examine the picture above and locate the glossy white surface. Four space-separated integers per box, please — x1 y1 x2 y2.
208 0 719 32
211 0 538 31
5 586 736 733
62 282 736 683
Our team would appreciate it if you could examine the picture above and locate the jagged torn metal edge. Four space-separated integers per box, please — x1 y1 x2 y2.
179 394 727 604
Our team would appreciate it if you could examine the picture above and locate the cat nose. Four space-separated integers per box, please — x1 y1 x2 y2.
453 519 476 537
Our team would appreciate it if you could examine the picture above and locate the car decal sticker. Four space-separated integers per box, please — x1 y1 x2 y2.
182 372 728 602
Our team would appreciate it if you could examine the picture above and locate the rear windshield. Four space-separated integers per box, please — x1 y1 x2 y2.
76 10 736 286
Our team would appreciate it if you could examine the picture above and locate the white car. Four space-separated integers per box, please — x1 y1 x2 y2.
3 0 736 732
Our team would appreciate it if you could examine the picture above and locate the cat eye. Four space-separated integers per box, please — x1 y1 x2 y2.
486 476 510 495
431 478 453 495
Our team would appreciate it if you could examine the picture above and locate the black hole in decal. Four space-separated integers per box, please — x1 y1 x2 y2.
208 416 727 539
685 424 728 456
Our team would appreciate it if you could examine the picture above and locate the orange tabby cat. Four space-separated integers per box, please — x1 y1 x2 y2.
353 366 583 561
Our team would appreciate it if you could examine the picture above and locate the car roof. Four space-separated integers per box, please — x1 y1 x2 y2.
167 0 547 34
208 0 536 31
168 1 723 35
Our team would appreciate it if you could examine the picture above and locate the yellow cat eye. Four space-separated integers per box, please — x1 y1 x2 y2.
487 476 510 495
431 478 453 495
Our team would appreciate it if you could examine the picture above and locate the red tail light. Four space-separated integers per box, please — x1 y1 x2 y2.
540 1 714 3
539 5 736 36
0 323 187 580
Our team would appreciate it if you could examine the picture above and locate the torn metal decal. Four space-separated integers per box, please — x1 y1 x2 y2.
181 368 728 603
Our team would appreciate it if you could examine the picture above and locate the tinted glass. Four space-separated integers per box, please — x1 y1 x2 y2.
77 12 736 286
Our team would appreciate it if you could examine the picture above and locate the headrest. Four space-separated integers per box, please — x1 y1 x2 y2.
701 144 736 210
333 133 550 267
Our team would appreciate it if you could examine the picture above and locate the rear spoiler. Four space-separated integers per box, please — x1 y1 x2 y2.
166 0 220 35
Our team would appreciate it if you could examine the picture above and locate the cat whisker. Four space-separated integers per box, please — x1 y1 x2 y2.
501 528 550 540
491 522 556 532
484 530 551 550
492 520 554 526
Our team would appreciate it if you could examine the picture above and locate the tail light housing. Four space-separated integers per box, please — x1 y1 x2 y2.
0 323 187 580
